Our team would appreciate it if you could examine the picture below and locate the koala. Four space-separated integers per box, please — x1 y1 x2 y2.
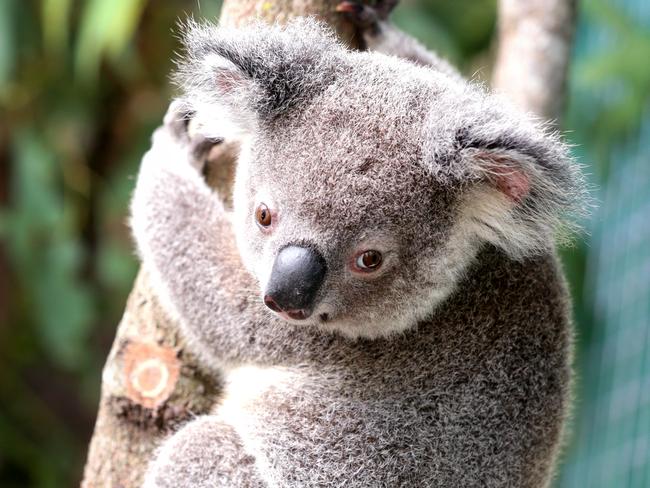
131 13 586 488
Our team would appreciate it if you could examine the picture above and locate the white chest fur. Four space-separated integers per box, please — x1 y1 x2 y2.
218 365 299 421
216 365 303 487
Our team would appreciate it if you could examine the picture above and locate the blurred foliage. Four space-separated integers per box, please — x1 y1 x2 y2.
0 0 647 486
0 1 219 485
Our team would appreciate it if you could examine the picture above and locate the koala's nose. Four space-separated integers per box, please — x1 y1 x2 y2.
263 245 327 320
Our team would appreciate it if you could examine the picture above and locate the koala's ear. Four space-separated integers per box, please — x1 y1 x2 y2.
452 123 588 259
174 18 342 139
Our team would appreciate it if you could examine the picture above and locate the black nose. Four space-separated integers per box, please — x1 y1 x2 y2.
263 245 327 320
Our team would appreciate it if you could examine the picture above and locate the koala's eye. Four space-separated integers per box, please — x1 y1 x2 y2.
255 203 272 228
354 250 383 272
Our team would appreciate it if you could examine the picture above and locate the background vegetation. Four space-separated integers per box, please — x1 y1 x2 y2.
0 0 648 486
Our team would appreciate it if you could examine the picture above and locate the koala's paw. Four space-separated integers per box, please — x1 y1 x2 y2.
336 0 398 35
157 100 221 173
143 416 264 488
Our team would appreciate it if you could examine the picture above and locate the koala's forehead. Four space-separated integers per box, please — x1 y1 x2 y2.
256 64 430 169
249 70 456 233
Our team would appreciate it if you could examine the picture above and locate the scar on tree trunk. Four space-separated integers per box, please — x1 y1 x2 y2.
81 0 576 486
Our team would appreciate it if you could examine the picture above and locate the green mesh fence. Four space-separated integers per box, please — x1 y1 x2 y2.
558 1 650 486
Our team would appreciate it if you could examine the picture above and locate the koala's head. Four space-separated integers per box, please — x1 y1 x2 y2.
176 19 586 338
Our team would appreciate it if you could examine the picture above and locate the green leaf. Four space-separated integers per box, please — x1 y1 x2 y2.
75 0 149 81
0 0 16 85
6 128 96 369
41 0 73 56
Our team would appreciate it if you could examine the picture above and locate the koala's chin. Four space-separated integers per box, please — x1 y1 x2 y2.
262 274 460 340
314 291 453 340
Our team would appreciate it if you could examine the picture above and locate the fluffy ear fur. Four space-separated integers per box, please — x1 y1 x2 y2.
456 120 588 259
174 18 344 139
423 93 589 259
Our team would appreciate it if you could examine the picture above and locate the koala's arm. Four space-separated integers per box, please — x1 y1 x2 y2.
338 0 460 78
366 22 459 75
130 105 290 367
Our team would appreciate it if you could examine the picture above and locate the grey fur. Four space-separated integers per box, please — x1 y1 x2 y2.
132 18 586 488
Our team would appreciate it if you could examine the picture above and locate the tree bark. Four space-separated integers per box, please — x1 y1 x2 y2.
82 1 577 486
81 271 222 488
219 0 360 46
81 2 358 488
492 0 577 123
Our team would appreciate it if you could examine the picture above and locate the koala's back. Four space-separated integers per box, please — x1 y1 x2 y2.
218 247 571 488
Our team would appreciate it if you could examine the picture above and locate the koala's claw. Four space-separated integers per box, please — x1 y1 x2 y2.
163 100 194 143
161 100 221 171
336 0 397 33
336 1 378 31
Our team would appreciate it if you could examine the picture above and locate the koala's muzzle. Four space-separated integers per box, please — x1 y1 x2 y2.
264 245 327 320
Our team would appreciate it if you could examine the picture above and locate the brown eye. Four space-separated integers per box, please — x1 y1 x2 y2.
354 250 383 272
255 203 272 228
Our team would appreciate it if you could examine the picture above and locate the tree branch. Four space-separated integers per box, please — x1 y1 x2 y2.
492 0 577 123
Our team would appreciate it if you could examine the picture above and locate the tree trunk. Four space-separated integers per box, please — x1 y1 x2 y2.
219 0 360 45
82 1 576 486
81 2 359 488
493 0 577 123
